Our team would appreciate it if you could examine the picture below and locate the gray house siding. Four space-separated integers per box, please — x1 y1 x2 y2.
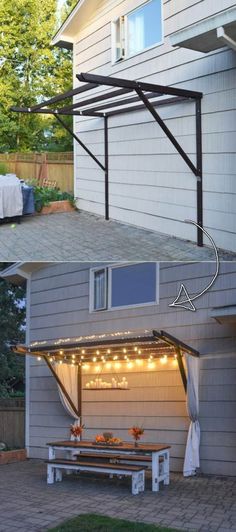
72 0 236 252
28 262 236 476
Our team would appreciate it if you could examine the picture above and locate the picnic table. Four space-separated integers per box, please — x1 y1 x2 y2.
47 440 170 492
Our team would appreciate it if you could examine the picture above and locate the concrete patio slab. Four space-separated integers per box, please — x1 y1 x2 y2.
0 212 235 261
0 460 236 532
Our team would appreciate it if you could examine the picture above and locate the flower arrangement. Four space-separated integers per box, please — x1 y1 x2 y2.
94 432 123 446
70 423 85 441
129 426 144 446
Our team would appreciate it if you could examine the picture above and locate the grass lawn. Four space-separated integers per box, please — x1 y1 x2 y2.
48 513 182 532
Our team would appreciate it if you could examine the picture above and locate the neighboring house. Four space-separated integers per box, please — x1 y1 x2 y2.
51 0 236 252
2 261 236 476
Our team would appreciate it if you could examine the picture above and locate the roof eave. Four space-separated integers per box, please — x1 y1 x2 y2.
51 0 85 48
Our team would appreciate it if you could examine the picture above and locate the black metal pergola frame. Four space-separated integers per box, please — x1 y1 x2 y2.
12 329 199 418
11 72 203 246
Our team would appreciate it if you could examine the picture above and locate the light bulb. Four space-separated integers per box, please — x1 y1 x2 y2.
160 355 168 365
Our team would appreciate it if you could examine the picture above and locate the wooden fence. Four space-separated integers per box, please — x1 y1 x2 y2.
0 398 25 449
0 153 74 193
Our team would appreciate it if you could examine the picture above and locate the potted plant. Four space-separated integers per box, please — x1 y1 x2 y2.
129 426 144 447
70 423 84 442
31 184 77 214
0 443 27 465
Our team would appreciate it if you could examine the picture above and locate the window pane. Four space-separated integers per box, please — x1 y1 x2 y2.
127 0 162 56
94 269 106 310
111 263 157 308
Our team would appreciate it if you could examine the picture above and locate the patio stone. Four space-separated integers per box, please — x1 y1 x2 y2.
0 461 236 531
0 211 235 261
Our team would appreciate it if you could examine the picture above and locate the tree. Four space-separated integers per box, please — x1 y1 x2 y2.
0 264 26 397
0 0 75 152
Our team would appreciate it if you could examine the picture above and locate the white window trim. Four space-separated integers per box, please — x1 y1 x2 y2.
90 263 159 313
111 0 164 65
89 266 108 313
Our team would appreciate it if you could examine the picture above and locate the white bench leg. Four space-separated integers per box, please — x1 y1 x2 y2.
66 451 73 475
139 471 145 493
152 452 160 492
163 451 170 485
47 464 54 484
55 468 63 482
132 472 139 495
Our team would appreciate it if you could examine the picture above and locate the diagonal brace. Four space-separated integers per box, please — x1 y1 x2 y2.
55 114 105 172
136 88 200 179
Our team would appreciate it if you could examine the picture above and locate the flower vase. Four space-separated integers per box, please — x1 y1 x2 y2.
134 440 138 448
75 436 80 442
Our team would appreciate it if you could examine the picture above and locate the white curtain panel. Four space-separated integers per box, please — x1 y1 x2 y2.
54 363 80 422
183 354 200 477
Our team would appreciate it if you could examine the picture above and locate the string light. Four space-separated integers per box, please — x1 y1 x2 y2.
105 362 112 370
59 350 63 355
82 350 85 355
115 362 121 369
37 356 41 361
160 355 168 365
93 357 97 363
107 349 111 354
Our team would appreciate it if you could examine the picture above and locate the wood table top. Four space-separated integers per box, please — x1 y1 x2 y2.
47 440 171 453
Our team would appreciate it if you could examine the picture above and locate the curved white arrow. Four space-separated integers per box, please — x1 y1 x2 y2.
169 220 219 312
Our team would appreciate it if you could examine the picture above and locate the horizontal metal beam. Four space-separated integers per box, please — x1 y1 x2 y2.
11 106 104 118
59 88 133 113
86 91 163 113
77 72 203 100
153 330 199 357
105 96 187 117
29 82 98 111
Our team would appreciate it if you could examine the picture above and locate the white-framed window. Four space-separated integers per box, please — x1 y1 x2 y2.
112 0 163 63
90 263 159 312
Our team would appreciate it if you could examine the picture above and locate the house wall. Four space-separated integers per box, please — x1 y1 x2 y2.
28 262 236 475
72 0 236 252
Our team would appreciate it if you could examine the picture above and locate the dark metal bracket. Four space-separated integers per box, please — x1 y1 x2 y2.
153 329 199 394
11 72 203 245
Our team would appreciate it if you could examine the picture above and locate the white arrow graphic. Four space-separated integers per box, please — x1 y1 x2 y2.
169 220 220 312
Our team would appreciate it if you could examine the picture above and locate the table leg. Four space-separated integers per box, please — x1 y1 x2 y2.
152 452 160 492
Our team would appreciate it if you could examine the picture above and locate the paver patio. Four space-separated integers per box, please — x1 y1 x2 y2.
0 211 235 261
0 460 236 532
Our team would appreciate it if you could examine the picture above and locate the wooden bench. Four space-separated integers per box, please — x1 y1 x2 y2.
46 459 146 495
116 454 168 487
74 452 121 462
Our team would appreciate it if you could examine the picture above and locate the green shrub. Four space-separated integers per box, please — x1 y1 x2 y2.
0 163 8 175
32 185 75 213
